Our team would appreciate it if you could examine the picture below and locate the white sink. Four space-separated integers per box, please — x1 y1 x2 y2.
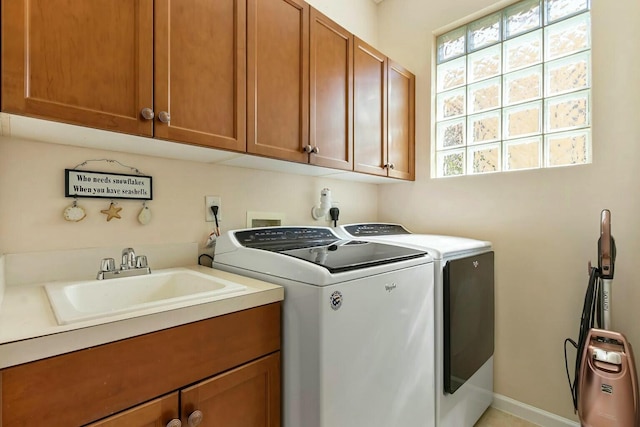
45 268 247 325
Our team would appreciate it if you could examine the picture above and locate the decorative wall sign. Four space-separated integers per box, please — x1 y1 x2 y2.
65 169 153 200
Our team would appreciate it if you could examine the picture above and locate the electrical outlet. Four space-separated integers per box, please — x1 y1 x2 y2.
205 196 221 222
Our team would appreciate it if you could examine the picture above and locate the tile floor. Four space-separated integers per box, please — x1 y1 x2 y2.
474 407 539 427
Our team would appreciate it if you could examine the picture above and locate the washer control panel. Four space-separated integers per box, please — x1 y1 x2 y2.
235 227 339 249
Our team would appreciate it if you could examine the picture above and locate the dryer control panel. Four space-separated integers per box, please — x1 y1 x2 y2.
343 223 411 236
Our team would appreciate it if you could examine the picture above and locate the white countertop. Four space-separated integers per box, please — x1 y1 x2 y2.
0 265 283 369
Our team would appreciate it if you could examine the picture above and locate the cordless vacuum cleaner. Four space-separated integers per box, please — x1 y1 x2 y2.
565 210 639 426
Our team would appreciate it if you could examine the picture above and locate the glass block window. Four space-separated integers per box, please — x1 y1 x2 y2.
435 0 591 177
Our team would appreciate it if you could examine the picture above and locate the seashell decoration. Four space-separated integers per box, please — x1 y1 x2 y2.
63 201 86 222
138 204 152 225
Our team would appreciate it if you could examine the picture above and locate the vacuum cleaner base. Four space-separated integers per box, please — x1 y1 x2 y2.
578 329 639 427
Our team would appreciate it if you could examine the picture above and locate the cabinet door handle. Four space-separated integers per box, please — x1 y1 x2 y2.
158 111 171 124
187 410 203 427
166 419 182 427
140 108 155 120
311 146 319 154
303 145 313 153
389 163 395 170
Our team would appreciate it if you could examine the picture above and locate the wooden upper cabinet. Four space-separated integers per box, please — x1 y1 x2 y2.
247 0 309 163
154 0 246 151
181 353 281 427
1 0 154 136
1 0 414 178
87 393 180 427
353 37 387 176
309 8 353 170
388 59 415 180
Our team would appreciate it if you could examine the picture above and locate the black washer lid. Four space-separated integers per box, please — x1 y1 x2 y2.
278 240 427 273
234 227 426 273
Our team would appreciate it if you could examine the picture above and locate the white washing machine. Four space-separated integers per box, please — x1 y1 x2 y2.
213 226 436 427
337 223 494 427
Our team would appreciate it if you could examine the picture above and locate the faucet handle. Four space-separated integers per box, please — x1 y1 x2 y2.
121 247 136 269
100 258 116 272
136 255 148 269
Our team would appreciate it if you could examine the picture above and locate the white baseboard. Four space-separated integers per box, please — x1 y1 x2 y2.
492 393 580 427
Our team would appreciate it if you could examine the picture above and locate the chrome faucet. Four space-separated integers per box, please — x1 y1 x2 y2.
97 247 151 280
121 247 136 270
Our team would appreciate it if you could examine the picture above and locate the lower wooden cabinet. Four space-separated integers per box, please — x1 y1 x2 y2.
89 353 281 427
181 353 281 427
86 393 180 427
0 303 281 427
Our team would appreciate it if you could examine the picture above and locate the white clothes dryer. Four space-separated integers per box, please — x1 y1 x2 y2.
337 223 494 427
213 226 436 427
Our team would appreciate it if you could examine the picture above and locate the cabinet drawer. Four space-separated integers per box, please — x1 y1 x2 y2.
1 302 281 427
86 392 180 427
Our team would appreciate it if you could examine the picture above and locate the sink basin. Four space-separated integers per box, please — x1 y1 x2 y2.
45 268 247 325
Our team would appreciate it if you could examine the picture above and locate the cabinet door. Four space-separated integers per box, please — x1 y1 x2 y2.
309 8 353 170
154 0 246 151
181 352 281 427
1 0 154 136
387 60 415 180
86 393 179 427
353 37 388 176
0 303 280 427
247 0 309 163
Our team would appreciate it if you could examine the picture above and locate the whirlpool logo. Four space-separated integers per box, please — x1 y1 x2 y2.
329 291 343 310
385 283 397 292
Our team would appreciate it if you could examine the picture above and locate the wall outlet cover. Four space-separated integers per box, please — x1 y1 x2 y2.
205 196 221 222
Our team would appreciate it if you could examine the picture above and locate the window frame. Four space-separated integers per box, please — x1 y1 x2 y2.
433 0 592 178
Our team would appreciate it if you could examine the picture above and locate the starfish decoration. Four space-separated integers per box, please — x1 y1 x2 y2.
101 202 122 221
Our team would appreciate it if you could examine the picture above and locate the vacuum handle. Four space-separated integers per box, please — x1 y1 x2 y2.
599 209 614 279
601 278 612 330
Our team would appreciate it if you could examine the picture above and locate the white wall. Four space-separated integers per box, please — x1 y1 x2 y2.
0 255 4 307
0 0 381 256
0 135 379 255
377 0 640 421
